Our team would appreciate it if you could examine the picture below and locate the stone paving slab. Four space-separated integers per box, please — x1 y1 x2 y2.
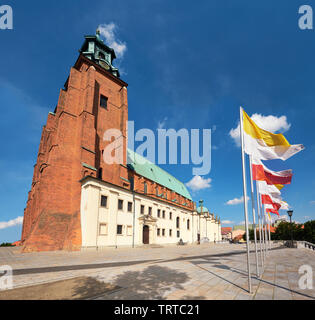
0 243 314 300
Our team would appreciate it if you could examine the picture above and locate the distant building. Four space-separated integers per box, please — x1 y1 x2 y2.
221 227 232 240
274 218 287 227
232 229 245 240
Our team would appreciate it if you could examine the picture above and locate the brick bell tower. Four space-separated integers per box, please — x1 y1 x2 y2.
21 30 129 252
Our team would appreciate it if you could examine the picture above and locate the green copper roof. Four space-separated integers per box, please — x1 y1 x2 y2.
127 149 192 201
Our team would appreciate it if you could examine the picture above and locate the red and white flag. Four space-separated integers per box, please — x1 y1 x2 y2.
252 157 293 185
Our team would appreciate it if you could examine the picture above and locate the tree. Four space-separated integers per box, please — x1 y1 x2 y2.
0 243 14 247
242 220 315 243
303 220 315 243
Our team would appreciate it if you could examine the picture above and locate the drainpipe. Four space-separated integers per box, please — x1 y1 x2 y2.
131 178 136 248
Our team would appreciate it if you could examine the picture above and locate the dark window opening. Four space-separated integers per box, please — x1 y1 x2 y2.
97 168 103 179
128 202 133 212
141 205 145 214
148 207 152 216
187 219 190 230
157 228 160 236
157 209 161 218
177 230 180 238
118 199 123 210
169 212 172 220
169 229 172 237
162 229 165 236
100 95 108 109
162 210 165 219
176 217 180 228
100 195 107 207
99 52 105 60
117 225 123 235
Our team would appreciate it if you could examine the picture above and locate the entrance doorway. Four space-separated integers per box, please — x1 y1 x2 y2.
143 225 149 244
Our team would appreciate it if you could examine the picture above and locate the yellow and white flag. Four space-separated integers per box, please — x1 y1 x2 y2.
242 110 304 160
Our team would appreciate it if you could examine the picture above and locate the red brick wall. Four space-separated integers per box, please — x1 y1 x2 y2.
21 55 129 252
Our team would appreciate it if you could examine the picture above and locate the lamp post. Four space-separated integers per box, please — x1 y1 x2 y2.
287 210 293 248
198 200 203 244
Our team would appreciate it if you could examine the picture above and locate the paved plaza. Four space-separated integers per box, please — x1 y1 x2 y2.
0 243 314 300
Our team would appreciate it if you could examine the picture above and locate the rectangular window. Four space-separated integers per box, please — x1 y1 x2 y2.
162 229 165 237
100 95 108 109
169 212 172 220
162 210 165 219
100 195 107 207
128 202 133 212
157 209 161 218
177 230 180 238
169 229 172 237
148 207 152 216
118 199 123 210
99 223 108 235
144 182 147 194
127 225 132 236
141 205 145 214
117 225 123 235
157 228 161 236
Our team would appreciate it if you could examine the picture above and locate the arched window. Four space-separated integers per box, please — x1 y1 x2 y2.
187 219 190 230
176 217 180 229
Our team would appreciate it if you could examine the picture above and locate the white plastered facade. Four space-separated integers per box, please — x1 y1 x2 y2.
80 177 221 250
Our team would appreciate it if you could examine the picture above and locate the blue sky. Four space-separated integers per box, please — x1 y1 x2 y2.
1 0 315 243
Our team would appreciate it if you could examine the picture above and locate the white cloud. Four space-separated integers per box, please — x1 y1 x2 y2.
157 117 168 129
229 113 291 147
186 175 212 191
98 23 127 59
0 216 23 230
222 220 234 224
239 221 245 225
226 196 249 205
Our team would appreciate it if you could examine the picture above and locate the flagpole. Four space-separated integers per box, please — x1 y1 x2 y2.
260 191 266 259
256 180 264 271
263 205 268 254
268 215 271 250
239 107 252 293
249 155 259 277
257 182 265 262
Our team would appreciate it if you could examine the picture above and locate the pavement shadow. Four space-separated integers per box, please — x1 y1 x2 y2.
189 259 249 293
0 276 119 300
95 265 205 300
190 258 315 300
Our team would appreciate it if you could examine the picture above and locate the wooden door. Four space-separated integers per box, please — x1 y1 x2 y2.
143 225 149 244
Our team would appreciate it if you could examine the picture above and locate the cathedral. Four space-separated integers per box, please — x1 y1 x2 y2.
21 31 221 252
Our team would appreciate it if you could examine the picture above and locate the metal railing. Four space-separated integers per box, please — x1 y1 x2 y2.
297 241 315 251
